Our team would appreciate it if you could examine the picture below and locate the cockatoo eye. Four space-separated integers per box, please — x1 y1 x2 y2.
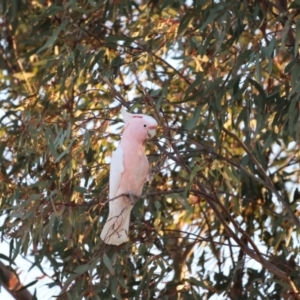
144 124 147 127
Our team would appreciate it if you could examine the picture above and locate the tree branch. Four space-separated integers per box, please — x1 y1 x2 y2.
0 260 33 300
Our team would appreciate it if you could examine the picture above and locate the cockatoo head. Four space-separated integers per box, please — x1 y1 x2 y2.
121 106 158 142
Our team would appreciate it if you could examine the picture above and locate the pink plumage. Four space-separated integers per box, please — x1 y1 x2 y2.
100 107 158 245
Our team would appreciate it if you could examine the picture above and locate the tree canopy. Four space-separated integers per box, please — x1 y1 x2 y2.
1 0 300 299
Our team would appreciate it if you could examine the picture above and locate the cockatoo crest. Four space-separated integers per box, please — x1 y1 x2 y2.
121 106 133 122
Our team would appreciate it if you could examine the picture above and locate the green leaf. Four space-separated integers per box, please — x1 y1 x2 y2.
110 277 122 300
84 130 90 150
265 37 276 58
0 254 10 262
281 17 292 48
255 53 261 82
284 57 298 73
37 20 68 53
249 78 266 100
200 11 220 31
184 73 204 98
294 22 300 57
74 186 87 193
45 129 58 159
185 105 201 130
223 165 239 183
178 14 193 36
29 194 41 200
103 253 115 275
105 35 131 43
290 0 300 8
74 264 90 275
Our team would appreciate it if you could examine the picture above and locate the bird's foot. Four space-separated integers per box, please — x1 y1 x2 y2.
125 192 139 204
147 166 160 181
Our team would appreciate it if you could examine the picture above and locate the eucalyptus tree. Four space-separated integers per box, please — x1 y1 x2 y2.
0 0 300 299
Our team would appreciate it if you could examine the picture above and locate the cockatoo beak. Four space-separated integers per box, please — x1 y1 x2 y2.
148 126 157 138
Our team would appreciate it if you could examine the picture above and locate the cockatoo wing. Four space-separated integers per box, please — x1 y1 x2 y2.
101 145 128 245
109 145 124 199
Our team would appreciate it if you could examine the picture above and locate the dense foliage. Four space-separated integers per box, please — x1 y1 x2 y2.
1 0 300 299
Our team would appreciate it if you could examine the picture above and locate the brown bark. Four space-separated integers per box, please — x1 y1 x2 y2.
0 260 33 300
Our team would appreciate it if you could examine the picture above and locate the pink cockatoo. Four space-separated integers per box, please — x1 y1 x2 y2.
100 107 158 245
